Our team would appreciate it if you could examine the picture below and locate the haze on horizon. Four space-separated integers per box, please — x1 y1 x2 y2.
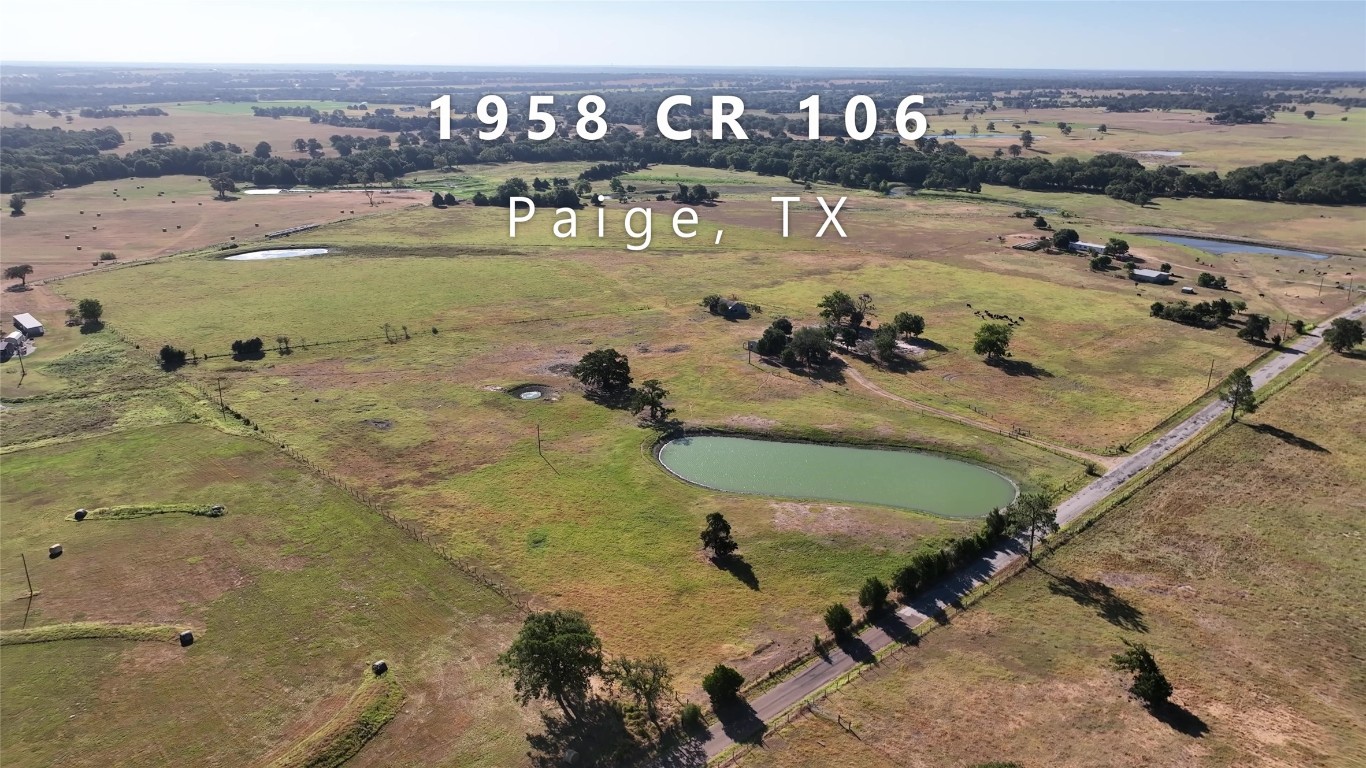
2 0 1364 73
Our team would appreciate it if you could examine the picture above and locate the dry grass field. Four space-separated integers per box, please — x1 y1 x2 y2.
934 104 1366 172
741 352 1366 768
0 176 426 280
0 421 532 768
0 101 395 156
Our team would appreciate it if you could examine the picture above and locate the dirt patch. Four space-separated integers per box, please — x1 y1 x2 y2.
364 419 393 430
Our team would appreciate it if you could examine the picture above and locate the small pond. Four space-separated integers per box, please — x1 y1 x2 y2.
1147 234 1331 260
658 436 1016 519
224 248 330 261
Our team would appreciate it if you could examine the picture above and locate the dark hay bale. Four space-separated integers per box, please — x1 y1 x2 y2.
74 508 88 521
371 659 388 675
179 630 194 647
48 544 63 558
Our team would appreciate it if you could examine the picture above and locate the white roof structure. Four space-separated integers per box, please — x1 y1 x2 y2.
12 313 41 329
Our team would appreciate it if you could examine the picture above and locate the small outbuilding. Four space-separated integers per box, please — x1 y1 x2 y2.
1131 269 1172 285
722 300 751 319
12 313 43 337
1069 241 1107 255
2 331 24 360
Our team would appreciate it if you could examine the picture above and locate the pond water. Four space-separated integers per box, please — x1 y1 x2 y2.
658 436 1016 519
224 248 330 261
1147 234 1331 260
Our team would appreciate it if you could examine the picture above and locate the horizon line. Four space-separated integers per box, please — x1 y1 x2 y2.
3 61 1365 77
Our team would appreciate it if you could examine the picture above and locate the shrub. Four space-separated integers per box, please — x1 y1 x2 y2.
858 577 890 617
823 602 854 637
98 251 117 261
158 345 188 371
230 337 265 359
680 702 704 730
701 664 744 707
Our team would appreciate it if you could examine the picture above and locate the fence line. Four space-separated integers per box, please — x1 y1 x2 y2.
188 381 532 614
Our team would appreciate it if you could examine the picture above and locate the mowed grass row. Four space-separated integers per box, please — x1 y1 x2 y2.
741 353 1366 768
0 424 530 768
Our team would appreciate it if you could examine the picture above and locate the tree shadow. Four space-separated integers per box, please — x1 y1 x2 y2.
713 554 759 590
230 349 266 362
903 336 948 353
715 700 767 745
883 355 926 374
582 387 637 411
788 357 847 385
79 320 105 334
834 633 875 664
871 611 917 645
1043 572 1147 632
1152 701 1210 737
1248 423 1329 453
989 357 1054 378
524 697 637 767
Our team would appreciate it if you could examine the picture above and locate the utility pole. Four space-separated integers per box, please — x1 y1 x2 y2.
19 553 34 598
216 377 226 413
19 553 36 629
536 423 542 456
1318 273 1325 297
1206 357 1215 391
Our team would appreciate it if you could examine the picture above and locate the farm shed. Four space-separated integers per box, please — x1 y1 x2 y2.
1131 269 1172 284
1068 241 1107 255
12 313 43 337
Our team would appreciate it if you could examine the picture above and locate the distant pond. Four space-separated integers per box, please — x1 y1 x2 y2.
657 436 1017 519
224 248 330 261
1148 234 1331 260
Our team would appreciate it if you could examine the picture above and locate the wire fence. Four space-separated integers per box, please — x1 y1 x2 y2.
188 380 534 614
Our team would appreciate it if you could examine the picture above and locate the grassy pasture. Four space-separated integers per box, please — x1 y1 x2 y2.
741 353 1366 768
0 102 394 156
943 105 1366 171
0 423 530 768
0 175 426 279
55 235 1090 686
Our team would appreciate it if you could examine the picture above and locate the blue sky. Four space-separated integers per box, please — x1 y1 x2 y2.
3 1 1364 72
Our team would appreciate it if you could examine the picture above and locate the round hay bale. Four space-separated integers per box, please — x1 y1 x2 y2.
76 246 82 251
74 508 88 521
48 544 63 558
371 660 388 676
179 630 194 647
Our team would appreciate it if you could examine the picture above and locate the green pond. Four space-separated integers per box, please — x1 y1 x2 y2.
658 436 1017 519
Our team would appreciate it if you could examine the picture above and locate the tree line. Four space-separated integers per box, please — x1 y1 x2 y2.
5 123 1365 207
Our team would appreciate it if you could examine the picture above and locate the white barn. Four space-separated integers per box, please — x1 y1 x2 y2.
12 313 43 337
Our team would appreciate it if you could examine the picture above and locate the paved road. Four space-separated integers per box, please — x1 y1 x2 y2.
694 301 1365 762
